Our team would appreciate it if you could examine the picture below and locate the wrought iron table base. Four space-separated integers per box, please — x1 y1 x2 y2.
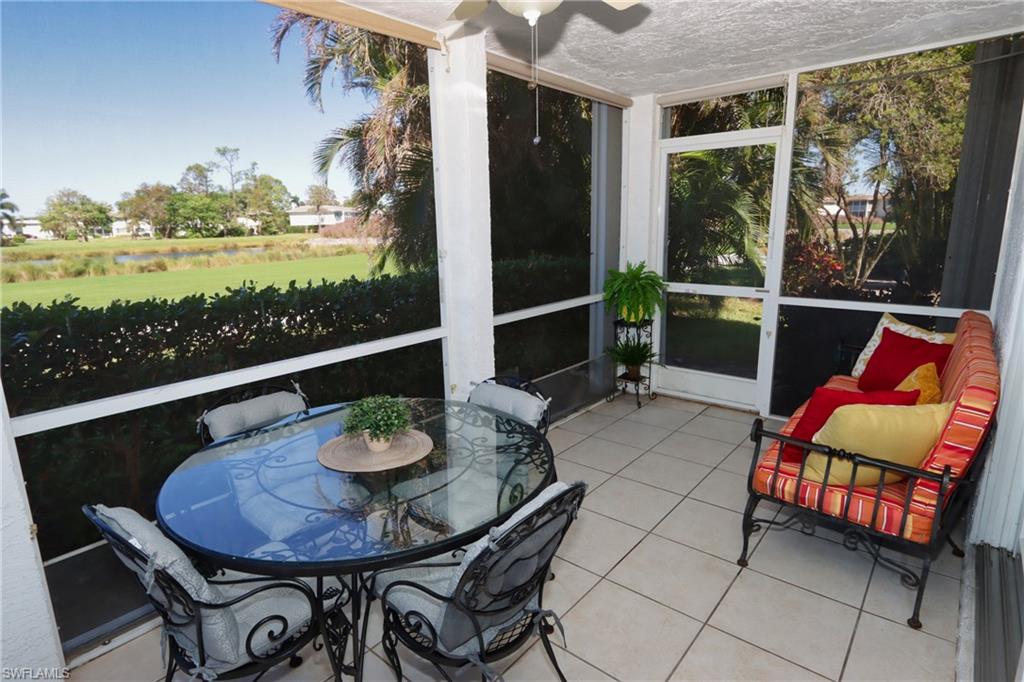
315 574 369 681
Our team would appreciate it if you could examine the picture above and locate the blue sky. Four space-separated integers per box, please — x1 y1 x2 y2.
2 1 372 215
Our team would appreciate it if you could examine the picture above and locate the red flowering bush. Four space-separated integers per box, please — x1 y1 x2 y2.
783 233 845 296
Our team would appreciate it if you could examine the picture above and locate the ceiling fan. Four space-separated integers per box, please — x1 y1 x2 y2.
449 0 640 26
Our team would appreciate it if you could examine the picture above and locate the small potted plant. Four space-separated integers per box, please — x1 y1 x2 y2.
608 338 658 381
603 261 667 323
346 395 411 452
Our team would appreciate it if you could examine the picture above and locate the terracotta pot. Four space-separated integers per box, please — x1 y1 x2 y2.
625 364 643 381
362 431 393 452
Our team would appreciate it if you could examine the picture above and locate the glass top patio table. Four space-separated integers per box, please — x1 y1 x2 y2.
156 398 555 576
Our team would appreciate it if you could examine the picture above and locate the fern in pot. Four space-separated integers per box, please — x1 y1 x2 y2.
346 395 411 452
604 261 667 323
608 338 658 381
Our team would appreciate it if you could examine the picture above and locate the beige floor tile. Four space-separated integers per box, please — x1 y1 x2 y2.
608 535 738 621
719 443 757 476
843 613 954 681
618 452 712 495
679 414 752 445
562 581 701 681
671 626 826 681
557 508 646 575
688 468 751 513
863 565 961 642
359 649 402 682
701 406 757 424
882 543 964 581
560 412 618 436
768 509 847 544
653 431 736 467
383 641 484 682
589 399 640 419
270 642 339 682
559 437 646 474
73 628 165 682
652 397 707 414
593 418 674 451
623 404 699 430
582 476 682 530
710 570 859 680
547 427 588 454
544 557 602 616
504 642 613 681
654 498 756 563
746 528 875 606
554 459 612 494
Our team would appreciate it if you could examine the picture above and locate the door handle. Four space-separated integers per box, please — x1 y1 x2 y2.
755 288 770 293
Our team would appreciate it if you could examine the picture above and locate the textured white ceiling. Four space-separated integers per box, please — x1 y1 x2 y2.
353 0 1023 96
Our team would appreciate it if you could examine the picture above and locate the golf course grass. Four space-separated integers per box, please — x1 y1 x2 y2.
1 253 380 308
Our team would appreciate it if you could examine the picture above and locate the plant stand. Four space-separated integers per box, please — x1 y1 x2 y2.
607 319 657 408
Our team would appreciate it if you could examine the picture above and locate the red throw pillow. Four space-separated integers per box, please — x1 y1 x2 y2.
858 327 954 391
780 386 920 463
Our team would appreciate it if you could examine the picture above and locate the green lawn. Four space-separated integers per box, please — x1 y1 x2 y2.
1 253 379 308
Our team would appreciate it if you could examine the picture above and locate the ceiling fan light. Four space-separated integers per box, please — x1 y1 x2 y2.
496 0 562 23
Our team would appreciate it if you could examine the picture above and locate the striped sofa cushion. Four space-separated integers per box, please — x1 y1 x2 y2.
753 311 999 545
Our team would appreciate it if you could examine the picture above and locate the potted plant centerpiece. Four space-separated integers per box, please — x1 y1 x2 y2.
346 395 411 452
603 261 668 323
608 337 658 381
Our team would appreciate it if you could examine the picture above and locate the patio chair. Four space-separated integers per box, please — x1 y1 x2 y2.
469 375 551 435
197 380 309 446
83 504 330 681
366 480 586 682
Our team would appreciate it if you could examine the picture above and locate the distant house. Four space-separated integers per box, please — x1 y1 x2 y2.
110 219 154 238
819 194 889 221
7 217 56 240
287 205 360 230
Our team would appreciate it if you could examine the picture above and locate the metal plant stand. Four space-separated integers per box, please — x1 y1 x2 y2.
607 318 657 408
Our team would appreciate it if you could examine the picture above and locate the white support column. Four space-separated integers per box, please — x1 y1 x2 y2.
1 391 64 671
428 32 494 400
622 93 659 267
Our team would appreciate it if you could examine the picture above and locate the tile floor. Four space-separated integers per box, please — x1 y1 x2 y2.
73 397 964 682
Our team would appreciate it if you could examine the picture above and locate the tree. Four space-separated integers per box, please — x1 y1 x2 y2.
166 192 231 237
239 174 292 234
272 12 434 271
212 147 243 196
306 184 338 233
117 183 174 238
39 189 112 241
0 190 19 233
179 163 216 194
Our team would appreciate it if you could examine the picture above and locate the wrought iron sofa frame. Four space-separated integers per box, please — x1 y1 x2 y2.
83 505 323 681
738 418 990 629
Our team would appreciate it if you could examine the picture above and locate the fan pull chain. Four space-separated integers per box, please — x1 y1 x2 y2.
531 20 541 145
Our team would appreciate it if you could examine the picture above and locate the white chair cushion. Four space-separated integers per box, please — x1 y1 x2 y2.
469 383 547 428
204 392 307 441
95 506 239 664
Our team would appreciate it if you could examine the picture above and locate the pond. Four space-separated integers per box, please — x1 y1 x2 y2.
23 247 266 267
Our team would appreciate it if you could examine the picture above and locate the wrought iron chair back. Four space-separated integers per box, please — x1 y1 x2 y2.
375 482 585 681
82 505 317 681
197 380 309 446
475 375 551 435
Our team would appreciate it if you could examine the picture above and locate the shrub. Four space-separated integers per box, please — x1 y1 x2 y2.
345 395 411 440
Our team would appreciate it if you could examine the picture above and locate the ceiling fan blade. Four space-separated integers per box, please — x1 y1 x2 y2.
602 0 640 9
449 0 491 21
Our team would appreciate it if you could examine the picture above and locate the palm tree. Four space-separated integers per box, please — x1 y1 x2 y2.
0 190 19 233
272 12 435 272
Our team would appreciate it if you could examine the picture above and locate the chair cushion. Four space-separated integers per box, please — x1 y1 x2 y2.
895 363 943 405
852 312 955 378
807 402 954 485
857 328 954 391
780 386 919 463
95 506 239 664
469 382 547 428
204 392 307 441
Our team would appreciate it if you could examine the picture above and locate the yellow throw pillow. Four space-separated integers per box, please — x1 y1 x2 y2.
851 313 956 378
894 363 943 405
804 402 953 486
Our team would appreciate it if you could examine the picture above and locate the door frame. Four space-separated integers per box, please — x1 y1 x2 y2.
651 75 799 415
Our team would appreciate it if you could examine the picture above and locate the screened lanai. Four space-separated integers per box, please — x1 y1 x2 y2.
2 1 1024 680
